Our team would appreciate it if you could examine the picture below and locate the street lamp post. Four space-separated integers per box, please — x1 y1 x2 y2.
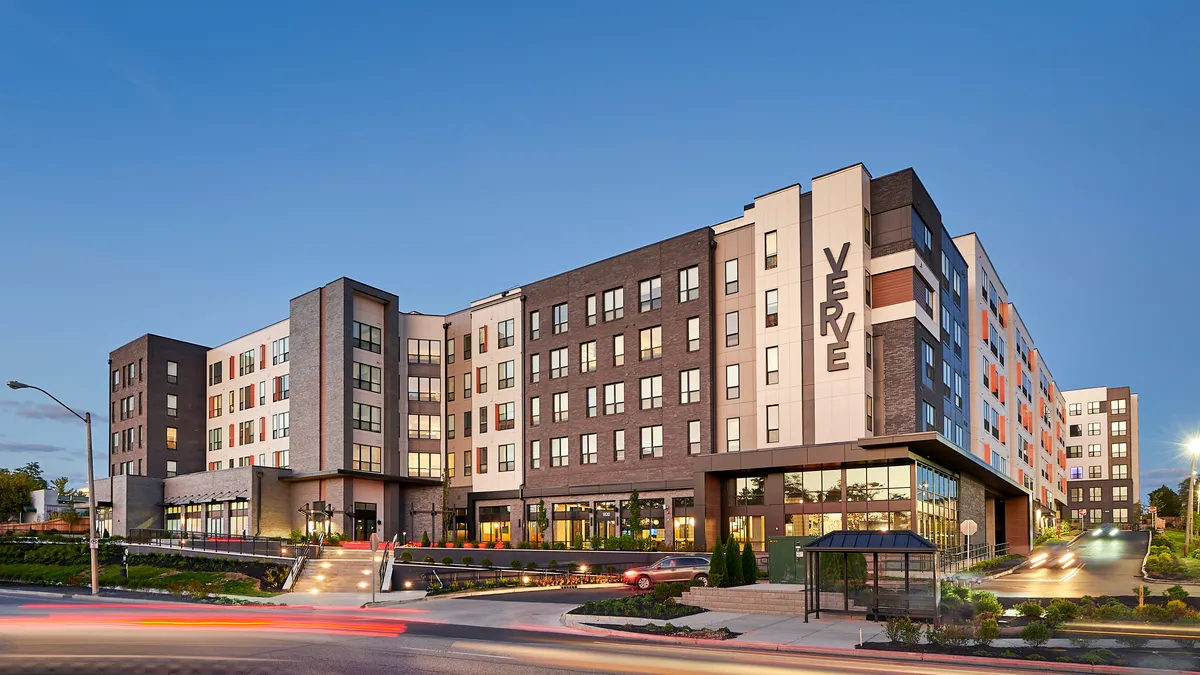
1187 440 1200 556
7 381 99 595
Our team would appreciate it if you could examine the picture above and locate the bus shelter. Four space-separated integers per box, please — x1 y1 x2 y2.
803 530 940 622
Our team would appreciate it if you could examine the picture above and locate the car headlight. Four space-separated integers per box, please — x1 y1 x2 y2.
1058 552 1075 565
1110 529 1119 536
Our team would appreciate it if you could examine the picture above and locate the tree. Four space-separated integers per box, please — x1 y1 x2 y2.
440 472 453 540
725 536 743 586
742 541 758 583
536 498 548 544
628 490 643 539
1149 485 1183 517
709 537 727 587
15 462 47 490
49 477 81 526
0 470 41 523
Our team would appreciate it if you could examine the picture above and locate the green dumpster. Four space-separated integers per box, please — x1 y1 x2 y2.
768 535 816 583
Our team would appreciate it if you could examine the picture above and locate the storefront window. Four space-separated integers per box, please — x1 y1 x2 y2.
229 500 248 537
526 504 542 543
846 464 911 501
625 498 665 542
479 505 511 542
184 504 202 533
594 501 618 539
783 469 844 503
732 477 765 505
554 503 591 545
165 505 181 532
728 515 766 551
916 463 958 549
95 507 113 536
205 503 224 535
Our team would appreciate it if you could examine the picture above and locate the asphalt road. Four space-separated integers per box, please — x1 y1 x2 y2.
975 529 1149 597
0 592 1057 675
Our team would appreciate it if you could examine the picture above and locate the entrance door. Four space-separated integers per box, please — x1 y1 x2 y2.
353 502 378 541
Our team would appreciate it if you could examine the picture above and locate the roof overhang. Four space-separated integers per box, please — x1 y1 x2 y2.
860 432 1029 498
279 469 441 487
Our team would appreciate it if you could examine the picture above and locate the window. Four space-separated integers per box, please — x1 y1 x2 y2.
497 319 514 349
207 429 222 452
726 418 740 452
1068 403 1082 416
1111 442 1128 458
1087 401 1103 414
724 311 740 347
1112 464 1129 480
238 420 255 445
464 371 472 398
1088 444 1102 457
765 346 779 385
639 277 662 312
353 322 382 353
530 440 541 469
1110 399 1127 414
1069 424 1082 437
679 266 699 303
529 353 542 383
923 401 936 432
551 437 568 467
166 460 177 478
272 337 290 365
499 444 516 472
585 387 597 417
353 404 383 433
580 341 597 373
1088 487 1102 502
1113 508 1129 525
498 360 515 389
765 289 779 327
1087 422 1101 436
640 425 663 457
477 326 488 354
922 341 935 383
580 434 597 464
497 402 515 430
726 364 740 400
766 405 780 443
479 405 488 434
865 331 873 369
688 420 701 455
864 272 872 308
279 374 289 401
1089 465 1103 479
239 349 256 376
476 366 487 393
550 347 568 379
954 322 963 352
408 452 441 478
918 211 931 252
447 338 455 365
1070 488 1083 503
1113 486 1129 502
680 369 700 404
613 334 625 366
446 414 456 440
639 326 663 360
1067 445 1083 459
586 295 597 326
687 317 700 352
553 392 569 422
552 303 569 334
208 362 223 386
866 395 874 431
352 444 382 473
407 338 440 364
528 310 540 340
166 427 178 450
1111 420 1127 437
529 397 540 426
941 251 950 283
447 376 456 402
764 230 778 269
1069 467 1083 479
476 447 488 474
166 394 177 418
604 382 625 414
724 259 739 294
166 360 178 385
354 363 383 393
614 429 626 461
863 207 872 246
640 375 663 409
952 270 962 302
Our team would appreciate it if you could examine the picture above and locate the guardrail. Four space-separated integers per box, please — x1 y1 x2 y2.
379 534 398 592
127 529 312 559
939 541 1008 573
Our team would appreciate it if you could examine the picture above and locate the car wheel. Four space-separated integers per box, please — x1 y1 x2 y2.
636 575 652 591
694 574 709 587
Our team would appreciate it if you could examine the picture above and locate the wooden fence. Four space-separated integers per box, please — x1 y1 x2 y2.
0 518 91 534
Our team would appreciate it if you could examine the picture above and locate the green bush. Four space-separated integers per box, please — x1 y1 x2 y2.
1096 600 1133 621
1115 634 1148 649
400 551 412 562
421 531 430 547
511 560 523 570
1079 649 1116 665
971 590 1003 616
1134 603 1170 621
1015 600 1044 618
925 622 971 648
999 650 1019 659
1045 598 1079 626
480 558 493 568
526 561 538 570
653 582 685 603
741 541 757 584
566 593 704 620
1152 534 1172 548
1020 620 1052 648
724 537 743 586
973 616 1000 647
1164 584 1190 601
943 583 971 601
566 563 578 574
423 555 434 563
460 555 473 565
708 540 726 588
261 565 290 589
547 559 557 569
884 616 920 646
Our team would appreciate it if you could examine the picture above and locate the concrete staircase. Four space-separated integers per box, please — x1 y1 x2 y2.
680 585 806 616
292 548 382 594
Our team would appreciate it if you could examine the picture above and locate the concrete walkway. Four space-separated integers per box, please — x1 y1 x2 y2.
564 609 884 648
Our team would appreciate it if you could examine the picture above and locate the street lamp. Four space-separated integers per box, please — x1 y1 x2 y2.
1187 439 1200 556
6 381 99 595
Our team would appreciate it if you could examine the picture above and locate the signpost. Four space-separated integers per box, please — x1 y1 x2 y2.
1078 509 1088 534
960 519 978 550
369 533 380 604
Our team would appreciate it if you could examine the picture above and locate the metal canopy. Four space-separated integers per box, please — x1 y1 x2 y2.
802 529 937 553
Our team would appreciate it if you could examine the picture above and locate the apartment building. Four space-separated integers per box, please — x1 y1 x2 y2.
1063 386 1140 527
93 161 1114 555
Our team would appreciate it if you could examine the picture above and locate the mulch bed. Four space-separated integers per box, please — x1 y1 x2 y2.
589 623 740 640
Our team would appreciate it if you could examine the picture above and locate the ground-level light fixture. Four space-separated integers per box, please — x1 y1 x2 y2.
403 580 413 589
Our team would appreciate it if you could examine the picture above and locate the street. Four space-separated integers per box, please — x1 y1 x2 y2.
0 591 1049 675
974 530 1152 597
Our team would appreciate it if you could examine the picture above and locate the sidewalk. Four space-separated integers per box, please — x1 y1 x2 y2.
564 609 885 648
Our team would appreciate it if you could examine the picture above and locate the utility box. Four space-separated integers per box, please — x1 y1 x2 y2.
768 535 816 584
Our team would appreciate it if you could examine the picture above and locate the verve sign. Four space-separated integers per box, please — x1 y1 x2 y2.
820 242 855 372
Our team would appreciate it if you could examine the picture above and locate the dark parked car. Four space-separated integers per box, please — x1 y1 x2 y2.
622 555 711 590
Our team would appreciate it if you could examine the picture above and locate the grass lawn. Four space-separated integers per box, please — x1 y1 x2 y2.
0 563 281 597
1157 531 1200 579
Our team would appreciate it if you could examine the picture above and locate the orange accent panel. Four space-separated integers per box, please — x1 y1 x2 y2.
870 269 916 308
999 417 1006 443
998 375 1006 403
260 344 266 369
230 355 235 379
229 424 235 447
248 383 255 408
981 309 989 341
1040 398 1046 417
1018 469 1025 485
260 417 266 442
1016 366 1023 387
1030 351 1037 371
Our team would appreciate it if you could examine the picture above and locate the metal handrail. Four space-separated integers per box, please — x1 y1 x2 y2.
128 528 295 558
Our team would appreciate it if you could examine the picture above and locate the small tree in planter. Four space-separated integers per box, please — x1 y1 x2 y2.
628 491 643 540
480 558 493 568
709 538 727 588
536 499 549 546
725 537 743 586
461 555 474 566
741 541 757 584
421 531 431 547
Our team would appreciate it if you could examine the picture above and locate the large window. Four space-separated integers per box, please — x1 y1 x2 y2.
1113 486 1129 502
498 361 515 389
529 397 540 426
1089 487 1102 502
765 346 779 385
726 418 740 452
498 444 516 472
1088 444 1102 457
603 287 624 321
529 353 541 383
498 319 514 348
529 311 540 340
639 326 662 360
239 349 256 376
765 289 779 327
238 420 255 445
639 277 662 312
580 434 597 465
614 429 626 461
1088 422 1101 435
842 465 912 502
1089 465 1102 478
764 230 777 269
553 303 569 334
408 452 441 478
688 420 701 455
550 347 568 379
497 402 515 430
687 317 700 352
640 425 663 458
725 259 739 294
353 444 382 473
679 266 699 303
553 392 569 422
406 413 439 439
1111 442 1128 458
784 469 845 504
586 295 597 326
1110 398 1127 414
1087 400 1103 414
725 311 739 347
1112 464 1129 480
272 337 290 365
407 338 440 364
923 401 936 432
733 477 765 506
585 387 597 417
354 363 383 393
272 412 290 439
915 463 958 549
604 382 624 414
1067 445 1082 459
530 440 541 469
680 369 700 404
726 364 740 400
766 404 780 443
353 322 382 353
580 341 597 373
613 334 625 366
353 403 382 432
1111 420 1128 437
640 375 663 409
551 437 568 467
476 446 488 474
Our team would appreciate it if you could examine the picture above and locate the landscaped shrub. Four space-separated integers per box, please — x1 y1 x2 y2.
423 556 435 563
480 558 493 568
1152 534 1172 548
547 559 557 569
971 590 1003 616
1014 600 1044 618
400 551 412 562
1134 603 1170 621
569 593 704 620
1166 599 1191 620
441 556 453 565
1045 598 1079 626
262 565 290 589
511 560 523 570
653 582 685 603
741 541 757 584
884 616 920 646
925 622 971 648
1079 649 1117 666
973 616 1000 647
943 583 971 601
1165 584 1190 601
724 537 743 586
1115 634 1148 649
421 531 430 547
1096 599 1134 621
708 539 727 587
1020 620 1052 648
525 561 537 570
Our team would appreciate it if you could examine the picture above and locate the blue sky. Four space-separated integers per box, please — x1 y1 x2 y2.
0 2 1196 496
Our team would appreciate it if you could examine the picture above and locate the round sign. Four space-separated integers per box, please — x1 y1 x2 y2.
369 532 380 552
959 520 978 537
1079 509 1088 516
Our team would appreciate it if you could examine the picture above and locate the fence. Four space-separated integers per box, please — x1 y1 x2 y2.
939 541 1009 573
0 518 90 535
127 529 311 559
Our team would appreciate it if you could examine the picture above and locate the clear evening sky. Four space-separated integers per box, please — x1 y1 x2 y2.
0 2 1196 497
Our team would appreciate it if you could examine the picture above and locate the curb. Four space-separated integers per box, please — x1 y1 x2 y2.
559 615 1190 675
370 582 626 606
